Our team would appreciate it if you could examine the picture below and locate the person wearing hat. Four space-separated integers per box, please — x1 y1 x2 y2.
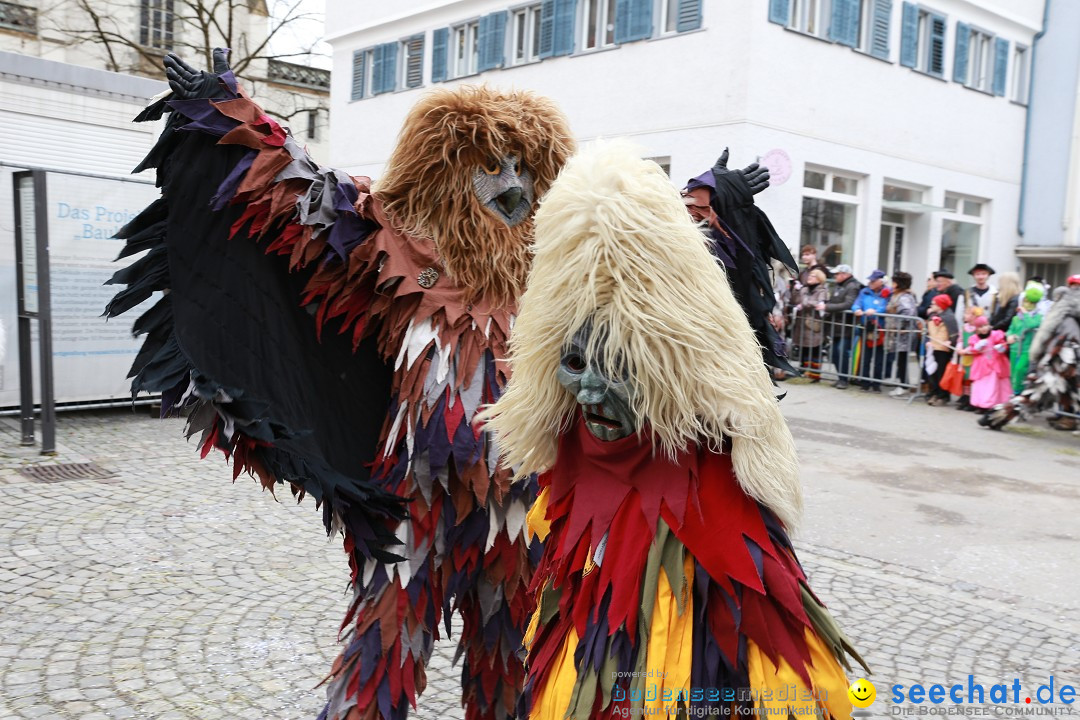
851 269 891 391
925 293 960 406
815 263 863 388
918 269 964 319
965 263 998 314
1005 285 1045 394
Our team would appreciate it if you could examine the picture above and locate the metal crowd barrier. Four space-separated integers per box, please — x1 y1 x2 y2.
781 306 1080 423
782 308 926 399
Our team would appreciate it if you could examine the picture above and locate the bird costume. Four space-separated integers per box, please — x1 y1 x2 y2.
105 50 575 720
482 142 866 720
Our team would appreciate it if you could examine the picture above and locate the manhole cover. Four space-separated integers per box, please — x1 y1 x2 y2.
18 462 117 482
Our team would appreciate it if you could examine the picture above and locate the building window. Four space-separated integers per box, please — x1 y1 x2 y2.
306 110 318 141
879 183 924 276
788 0 831 38
582 0 616 49
351 48 374 101
1012 44 1029 104
139 0 175 51
964 27 994 92
400 34 424 89
801 167 861 268
512 4 543 64
914 8 944 75
452 21 480 77
0 1 38 34
659 0 680 33
940 193 984 276
900 2 945 78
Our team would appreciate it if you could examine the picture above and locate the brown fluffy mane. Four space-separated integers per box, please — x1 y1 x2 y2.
374 85 575 306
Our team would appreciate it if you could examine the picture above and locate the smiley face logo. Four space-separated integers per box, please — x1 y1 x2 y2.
848 678 876 708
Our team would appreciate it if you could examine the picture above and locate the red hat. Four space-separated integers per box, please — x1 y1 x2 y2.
973 316 989 327
933 294 953 309
1068 274 1080 287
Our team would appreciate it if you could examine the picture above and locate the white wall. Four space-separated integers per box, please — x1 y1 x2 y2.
0 53 165 406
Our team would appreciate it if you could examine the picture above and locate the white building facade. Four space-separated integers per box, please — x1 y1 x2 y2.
0 0 332 161
326 0 1046 285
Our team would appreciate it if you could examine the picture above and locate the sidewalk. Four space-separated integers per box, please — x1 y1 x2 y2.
0 404 1076 719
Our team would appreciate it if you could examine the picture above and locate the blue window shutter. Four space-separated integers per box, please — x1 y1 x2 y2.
768 0 790 25
616 0 653 43
899 1 917 68
629 0 653 40
992 37 1009 95
553 0 576 56
676 0 701 31
928 13 946 77
538 0 556 58
351 49 365 100
477 14 492 70
492 11 508 67
370 44 385 94
829 0 859 46
431 27 448 82
953 22 970 82
374 42 396 94
869 0 891 59
478 11 508 71
614 0 632 43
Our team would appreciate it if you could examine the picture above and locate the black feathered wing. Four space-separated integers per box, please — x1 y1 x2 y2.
105 77 406 561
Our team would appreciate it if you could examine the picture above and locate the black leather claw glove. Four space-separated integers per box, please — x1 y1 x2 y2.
163 48 233 101
712 147 771 196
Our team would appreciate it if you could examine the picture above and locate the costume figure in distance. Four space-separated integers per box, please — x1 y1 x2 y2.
105 49 575 720
982 275 1080 432
482 142 867 720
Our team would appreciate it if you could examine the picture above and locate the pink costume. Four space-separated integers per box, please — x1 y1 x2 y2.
968 330 1012 409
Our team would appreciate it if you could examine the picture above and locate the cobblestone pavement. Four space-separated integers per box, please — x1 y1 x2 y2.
0 409 1078 719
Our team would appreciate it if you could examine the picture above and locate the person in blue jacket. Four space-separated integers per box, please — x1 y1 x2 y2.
852 269 891 391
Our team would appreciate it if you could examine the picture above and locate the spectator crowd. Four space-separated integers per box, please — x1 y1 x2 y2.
773 246 1080 431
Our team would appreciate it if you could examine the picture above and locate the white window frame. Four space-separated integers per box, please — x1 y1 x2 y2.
582 0 617 50
801 165 863 268
451 21 480 78
789 0 832 39
855 0 878 53
941 192 986 275
399 35 425 90
964 26 995 93
140 0 175 51
1012 44 1030 105
351 47 375 101
912 7 946 76
657 0 680 35
510 3 543 65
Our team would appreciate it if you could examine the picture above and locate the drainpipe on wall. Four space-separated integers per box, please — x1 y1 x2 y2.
1018 0 1052 238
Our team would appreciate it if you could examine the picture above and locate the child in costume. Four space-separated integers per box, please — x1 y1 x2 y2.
1006 286 1045 394
482 142 866 720
983 277 1080 431
960 317 1011 412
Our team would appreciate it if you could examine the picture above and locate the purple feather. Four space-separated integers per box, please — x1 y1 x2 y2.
168 98 240 136
211 150 256 210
